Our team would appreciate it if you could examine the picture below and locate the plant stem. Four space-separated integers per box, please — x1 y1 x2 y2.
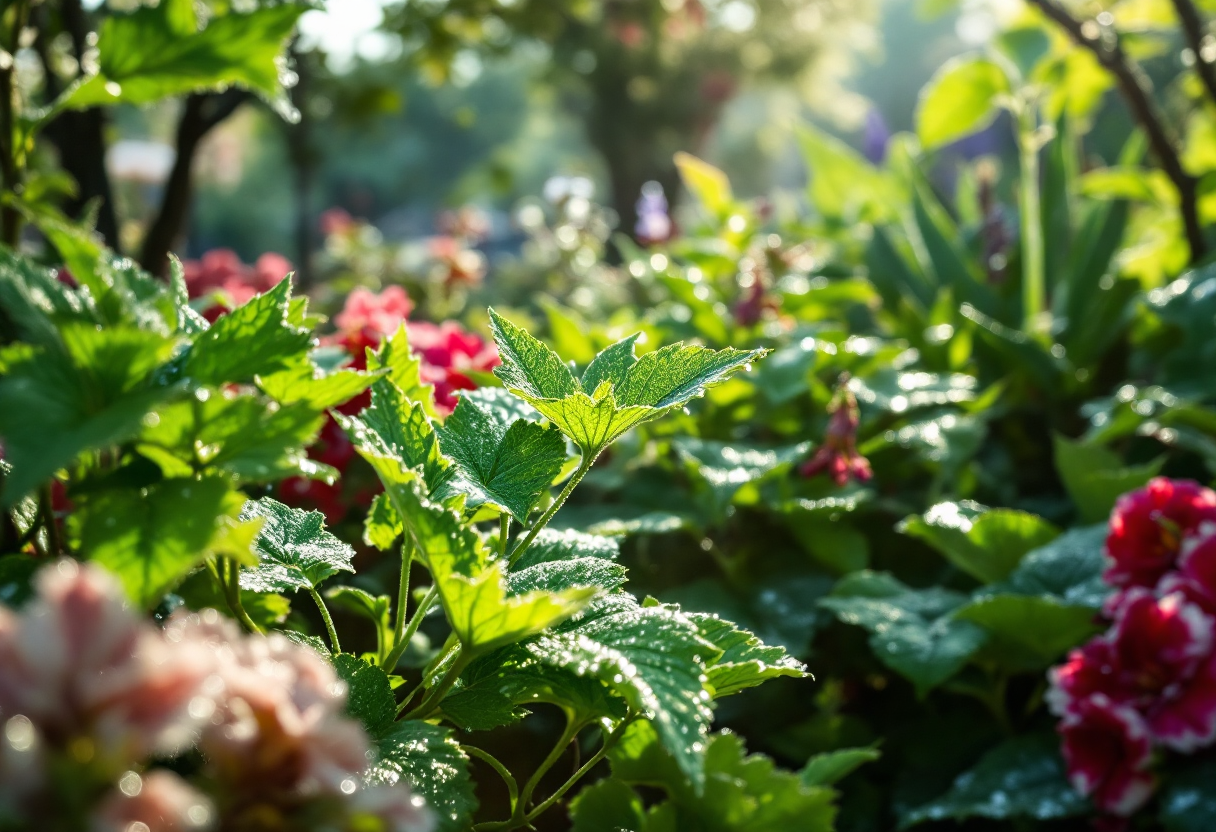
497 513 510 560
517 716 581 818
384 584 438 672
402 648 470 720
1016 105 1046 334
218 558 262 634
386 537 414 663
310 587 341 653
1026 0 1206 263
509 454 596 567
464 745 519 812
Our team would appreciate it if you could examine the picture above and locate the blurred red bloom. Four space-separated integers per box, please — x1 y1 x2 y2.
801 378 871 486
1105 478 1216 589
182 249 292 320
1059 694 1155 816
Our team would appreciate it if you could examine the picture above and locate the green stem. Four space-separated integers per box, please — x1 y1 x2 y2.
402 648 470 720
497 513 510 560
384 584 438 672
464 745 519 812
1017 105 1046 335
517 716 581 817
509 454 596 567
385 537 414 664
218 558 262 634
310 587 341 654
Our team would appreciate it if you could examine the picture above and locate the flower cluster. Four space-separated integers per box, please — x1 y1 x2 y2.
800 377 872 486
182 249 293 320
1049 478 1216 816
0 561 432 832
281 286 498 522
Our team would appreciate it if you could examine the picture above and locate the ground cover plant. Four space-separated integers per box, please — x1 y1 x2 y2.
7 0 1216 831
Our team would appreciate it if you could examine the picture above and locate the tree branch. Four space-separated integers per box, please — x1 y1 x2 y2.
139 89 251 276
1027 0 1206 262
1172 0 1216 112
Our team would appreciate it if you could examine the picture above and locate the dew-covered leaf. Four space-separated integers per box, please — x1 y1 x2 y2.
902 733 1088 827
674 438 810 514
580 333 642 394
900 502 1060 584
513 528 621 570
986 524 1109 609
953 594 1101 671
1053 434 1164 524
436 390 568 522
238 497 355 594
364 493 403 551
507 558 627 595
333 653 396 737
257 358 379 410
367 720 478 832
687 612 807 697
366 325 439 417
339 378 450 494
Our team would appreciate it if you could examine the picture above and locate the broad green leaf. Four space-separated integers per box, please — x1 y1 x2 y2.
435 390 568 522
1161 757 1216 832
78 476 242 608
687 612 807 698
367 720 478 832
526 594 719 787
569 778 646 832
953 594 1101 671
0 325 176 505
985 524 1109 609
340 379 449 494
137 395 327 483
609 723 837 831
675 438 809 515
0 250 95 349
507 558 627 595
903 734 1087 827
513 528 621 570
674 152 734 216
490 310 763 455
801 747 881 787
900 502 1060 584
238 497 355 594
917 54 1011 150
1053 434 1164 523
366 325 438 417
820 571 987 695
168 255 209 336
798 124 899 223
374 471 594 654
580 333 642 393
364 493 403 551
257 358 379 410
333 654 396 737
61 0 304 116
184 279 312 387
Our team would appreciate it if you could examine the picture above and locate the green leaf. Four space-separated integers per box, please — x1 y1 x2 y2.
609 723 837 831
257 359 379 410
366 325 439 418
238 497 355 594
569 778 646 832
62 0 304 116
340 379 450 494
952 594 1101 671
435 390 568 522
490 310 763 455
0 325 176 505
820 572 987 696
507 558 627 595
364 493 403 551
900 502 1060 584
176 568 290 629
801 747 881 787
78 476 240 608
327 586 393 653
367 720 478 832
986 524 1109 609
687 612 807 698
580 334 642 394
675 438 810 515
674 152 734 216
798 124 899 223
1053 434 1164 523
374 471 594 654
137 396 327 483
903 733 1087 827
526 594 719 787
513 528 621 570
333 654 396 737
184 279 312 387
916 54 1011 150
1161 757 1216 832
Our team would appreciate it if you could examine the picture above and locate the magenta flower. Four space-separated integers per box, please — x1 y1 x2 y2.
1158 524 1216 614
800 379 872 486
1105 478 1216 589
1058 694 1155 816
334 286 414 336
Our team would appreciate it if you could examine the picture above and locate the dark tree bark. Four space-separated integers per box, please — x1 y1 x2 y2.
139 89 250 276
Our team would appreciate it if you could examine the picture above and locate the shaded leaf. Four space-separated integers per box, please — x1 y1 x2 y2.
900 502 1060 584
367 720 478 832
238 497 355 594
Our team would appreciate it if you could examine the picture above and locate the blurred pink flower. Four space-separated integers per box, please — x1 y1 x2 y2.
1105 478 1216 590
92 770 213 832
320 208 357 238
1059 694 1154 816
335 286 414 336
182 249 292 320
800 378 871 486
407 320 500 414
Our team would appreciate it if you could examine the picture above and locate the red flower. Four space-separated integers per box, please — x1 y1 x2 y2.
334 286 413 336
1158 525 1216 614
800 378 871 486
182 249 292 321
1059 694 1155 816
407 320 500 414
1105 478 1216 589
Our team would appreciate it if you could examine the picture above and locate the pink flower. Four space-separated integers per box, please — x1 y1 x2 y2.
1105 478 1216 589
1059 694 1155 816
407 320 500 414
800 378 871 486
1158 524 1216 614
334 286 413 337
92 771 213 832
182 249 292 321
320 208 356 238
1144 651 1216 752
0 561 210 763
1108 589 1212 698
1048 638 1124 716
